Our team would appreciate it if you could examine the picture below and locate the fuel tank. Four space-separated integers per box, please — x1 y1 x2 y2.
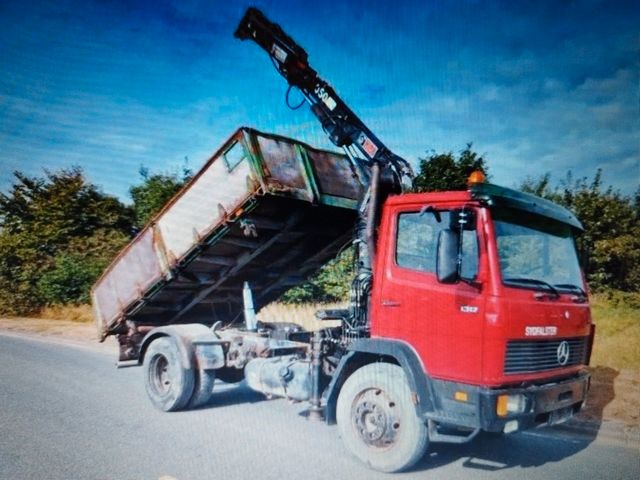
244 355 311 401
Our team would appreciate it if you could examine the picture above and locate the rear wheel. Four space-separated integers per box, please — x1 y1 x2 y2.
336 363 428 473
144 337 195 412
187 368 216 409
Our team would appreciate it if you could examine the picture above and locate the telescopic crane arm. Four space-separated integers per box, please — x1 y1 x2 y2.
234 7 414 192
235 7 416 331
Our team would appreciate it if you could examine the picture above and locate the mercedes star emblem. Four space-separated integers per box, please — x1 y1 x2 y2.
557 340 570 366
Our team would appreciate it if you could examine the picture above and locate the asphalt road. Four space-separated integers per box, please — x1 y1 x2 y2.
1 333 638 480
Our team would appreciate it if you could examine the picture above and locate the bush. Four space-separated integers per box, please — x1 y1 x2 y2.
281 246 355 304
37 253 104 305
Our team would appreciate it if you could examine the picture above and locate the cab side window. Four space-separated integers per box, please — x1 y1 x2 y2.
396 211 450 273
396 210 479 279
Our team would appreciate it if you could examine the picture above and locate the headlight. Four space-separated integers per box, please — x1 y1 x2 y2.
496 394 527 417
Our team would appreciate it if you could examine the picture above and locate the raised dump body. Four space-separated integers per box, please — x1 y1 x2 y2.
92 127 367 340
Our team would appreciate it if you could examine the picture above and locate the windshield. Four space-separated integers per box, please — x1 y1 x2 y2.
493 208 584 292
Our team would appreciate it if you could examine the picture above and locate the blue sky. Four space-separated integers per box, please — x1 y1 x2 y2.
1 0 638 202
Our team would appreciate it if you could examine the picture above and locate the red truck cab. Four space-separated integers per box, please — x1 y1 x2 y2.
370 181 593 433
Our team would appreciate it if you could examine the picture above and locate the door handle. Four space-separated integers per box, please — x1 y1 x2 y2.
381 299 401 307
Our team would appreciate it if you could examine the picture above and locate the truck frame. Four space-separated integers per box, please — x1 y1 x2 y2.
92 8 594 473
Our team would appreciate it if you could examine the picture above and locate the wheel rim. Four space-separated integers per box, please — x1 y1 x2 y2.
352 388 400 449
149 354 173 397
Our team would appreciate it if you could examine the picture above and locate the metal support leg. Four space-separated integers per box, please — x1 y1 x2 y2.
308 330 324 421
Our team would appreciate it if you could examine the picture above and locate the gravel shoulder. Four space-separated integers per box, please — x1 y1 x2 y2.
0 316 118 355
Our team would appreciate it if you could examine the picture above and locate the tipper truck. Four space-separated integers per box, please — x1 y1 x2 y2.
92 8 595 472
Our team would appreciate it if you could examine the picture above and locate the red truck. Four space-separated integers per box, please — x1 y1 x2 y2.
92 8 594 473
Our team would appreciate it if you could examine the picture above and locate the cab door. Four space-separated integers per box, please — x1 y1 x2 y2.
372 205 486 383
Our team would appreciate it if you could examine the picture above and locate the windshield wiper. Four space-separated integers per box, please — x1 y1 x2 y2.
554 283 587 300
503 277 560 298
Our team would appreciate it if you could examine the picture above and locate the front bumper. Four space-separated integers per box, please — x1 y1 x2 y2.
428 370 591 433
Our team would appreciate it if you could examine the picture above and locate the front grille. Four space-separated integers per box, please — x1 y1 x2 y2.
504 337 588 375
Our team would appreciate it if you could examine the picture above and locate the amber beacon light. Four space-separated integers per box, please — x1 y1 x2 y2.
467 170 486 185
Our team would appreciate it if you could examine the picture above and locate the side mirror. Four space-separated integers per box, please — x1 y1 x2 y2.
437 229 460 284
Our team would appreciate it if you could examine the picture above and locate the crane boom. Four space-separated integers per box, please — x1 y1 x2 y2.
235 7 418 331
234 7 414 191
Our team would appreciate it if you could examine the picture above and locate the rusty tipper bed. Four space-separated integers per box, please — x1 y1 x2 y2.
92 128 367 360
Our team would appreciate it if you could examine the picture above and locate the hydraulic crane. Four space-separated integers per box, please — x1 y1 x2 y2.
235 7 415 331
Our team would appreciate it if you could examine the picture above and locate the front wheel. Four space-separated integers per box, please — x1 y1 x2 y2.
336 363 428 473
144 337 195 412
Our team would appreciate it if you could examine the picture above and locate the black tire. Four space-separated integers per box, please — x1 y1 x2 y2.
216 367 245 384
187 368 216 409
144 337 195 412
336 363 428 473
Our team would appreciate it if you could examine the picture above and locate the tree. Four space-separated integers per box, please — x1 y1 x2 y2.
0 168 134 314
413 144 489 192
281 247 355 303
129 165 192 228
521 170 639 292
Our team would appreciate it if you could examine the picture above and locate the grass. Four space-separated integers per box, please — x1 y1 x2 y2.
257 302 344 331
38 304 93 323
590 292 640 370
